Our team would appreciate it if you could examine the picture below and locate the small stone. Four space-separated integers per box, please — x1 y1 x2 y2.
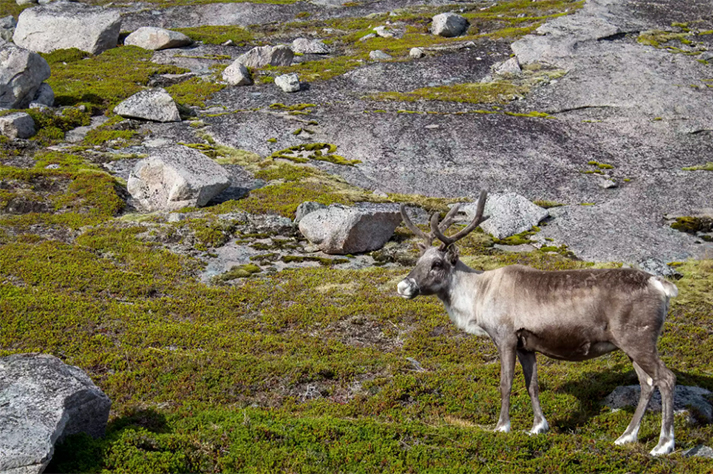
0 15 16 41
124 26 193 51
0 42 51 109
374 26 394 38
15 0 37 5
0 112 36 139
222 39 234 46
409 47 424 59
597 177 618 189
168 213 185 223
275 73 300 93
700 51 713 61
359 33 376 42
369 50 392 61
31 82 54 107
431 12 469 37
114 88 181 123
683 445 713 458
45 163 60 169
291 38 329 54
222 61 253 86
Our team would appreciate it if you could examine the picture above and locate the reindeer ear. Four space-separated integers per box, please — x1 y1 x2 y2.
446 244 459 265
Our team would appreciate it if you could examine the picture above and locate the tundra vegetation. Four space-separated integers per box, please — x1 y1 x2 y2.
0 0 712 472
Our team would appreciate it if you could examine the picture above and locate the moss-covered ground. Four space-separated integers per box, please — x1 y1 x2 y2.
1 143 712 472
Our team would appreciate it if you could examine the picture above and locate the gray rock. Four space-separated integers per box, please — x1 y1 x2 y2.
0 15 16 42
359 33 376 42
13 2 122 55
274 73 300 93
493 57 521 76
30 82 54 108
0 353 111 474
700 51 713 61
637 257 682 279
683 445 713 459
0 112 36 139
222 60 253 86
431 12 468 37
114 88 181 123
294 201 327 224
409 47 424 59
291 38 329 54
0 42 51 109
298 203 402 254
369 50 392 61
597 177 618 189
15 0 36 5
127 145 231 212
373 26 394 38
236 44 293 68
604 385 712 423
461 193 548 239
493 243 537 253
124 26 192 51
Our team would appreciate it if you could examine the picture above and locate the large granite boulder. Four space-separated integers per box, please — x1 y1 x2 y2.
114 88 181 123
460 192 548 239
431 13 469 37
13 2 121 55
127 145 232 212
124 27 193 51
0 42 51 109
0 353 111 474
299 203 402 254
236 44 293 68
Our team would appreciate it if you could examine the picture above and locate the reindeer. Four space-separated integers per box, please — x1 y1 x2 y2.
397 191 679 456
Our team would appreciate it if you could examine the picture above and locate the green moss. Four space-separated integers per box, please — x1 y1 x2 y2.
532 200 564 209
269 103 317 112
281 255 349 266
44 46 187 110
370 81 528 105
174 25 255 45
165 77 226 108
586 160 614 169
682 162 713 171
670 216 713 234
213 264 262 282
270 143 361 166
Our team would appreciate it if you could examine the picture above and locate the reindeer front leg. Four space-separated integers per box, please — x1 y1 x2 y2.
494 342 517 432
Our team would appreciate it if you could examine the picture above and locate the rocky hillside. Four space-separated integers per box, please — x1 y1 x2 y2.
0 0 712 472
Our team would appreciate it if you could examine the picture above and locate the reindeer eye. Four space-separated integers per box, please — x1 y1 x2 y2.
431 260 443 270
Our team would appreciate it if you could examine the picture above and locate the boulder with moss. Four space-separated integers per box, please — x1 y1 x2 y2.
0 353 111 474
127 145 232 212
124 27 193 51
299 203 402 254
431 13 468 37
291 38 329 54
0 42 51 109
114 88 181 123
13 2 121 55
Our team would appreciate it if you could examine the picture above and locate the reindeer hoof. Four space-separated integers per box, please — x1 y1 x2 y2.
650 440 675 456
493 422 511 433
529 420 549 435
614 433 637 446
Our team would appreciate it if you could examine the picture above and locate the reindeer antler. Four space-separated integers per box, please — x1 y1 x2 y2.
400 203 433 246
431 190 488 247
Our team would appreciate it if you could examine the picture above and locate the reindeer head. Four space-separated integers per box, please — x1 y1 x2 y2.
397 191 488 299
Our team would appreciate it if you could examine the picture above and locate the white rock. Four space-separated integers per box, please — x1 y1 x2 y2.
493 57 521 76
369 50 392 61
275 73 300 93
374 26 394 38
236 44 293 68
299 203 402 254
15 0 36 5
124 26 192 51
291 38 329 54
0 112 36 139
13 2 122 55
431 12 469 37
222 60 253 86
294 201 327 224
409 47 424 59
114 88 181 123
597 177 618 189
0 353 111 474
0 42 50 109
127 145 232 212
460 192 549 239
359 33 376 42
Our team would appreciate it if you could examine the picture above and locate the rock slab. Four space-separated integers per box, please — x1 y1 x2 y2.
0 353 111 474
114 88 181 123
431 13 468 37
461 193 548 239
604 385 712 423
291 38 329 54
0 42 51 109
0 112 36 139
275 73 300 92
127 145 232 212
236 45 293 68
13 2 122 55
124 27 193 51
299 203 402 254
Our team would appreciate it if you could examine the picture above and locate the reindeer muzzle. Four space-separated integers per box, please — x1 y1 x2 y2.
397 278 419 299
